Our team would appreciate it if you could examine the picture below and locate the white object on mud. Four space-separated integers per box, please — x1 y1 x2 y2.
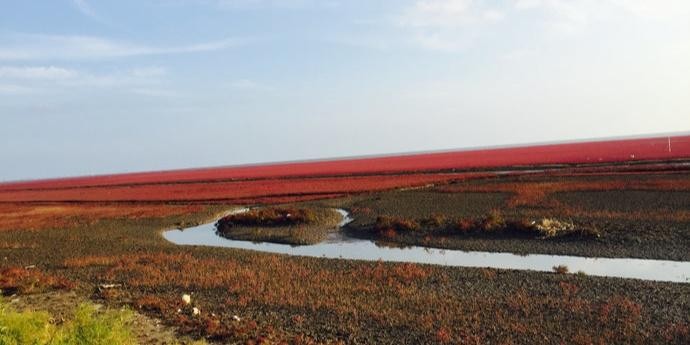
233 315 241 321
532 218 576 237
192 307 200 316
182 294 191 305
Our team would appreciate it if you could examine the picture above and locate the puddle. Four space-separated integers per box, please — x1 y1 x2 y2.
164 209 690 283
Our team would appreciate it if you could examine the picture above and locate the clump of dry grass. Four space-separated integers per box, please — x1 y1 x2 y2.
375 216 420 234
552 265 569 274
479 209 506 232
422 213 447 227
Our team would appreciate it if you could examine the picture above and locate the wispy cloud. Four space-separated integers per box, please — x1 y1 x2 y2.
0 65 170 96
0 66 78 80
514 0 690 35
0 33 245 61
216 0 339 10
394 0 690 51
71 0 100 20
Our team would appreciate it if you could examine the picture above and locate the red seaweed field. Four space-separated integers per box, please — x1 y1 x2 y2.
1 134 689 203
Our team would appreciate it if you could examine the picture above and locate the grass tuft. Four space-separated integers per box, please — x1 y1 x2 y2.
553 265 569 274
59 303 136 345
374 216 420 233
479 209 505 232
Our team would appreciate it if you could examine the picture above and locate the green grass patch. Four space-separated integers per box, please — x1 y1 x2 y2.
0 299 136 345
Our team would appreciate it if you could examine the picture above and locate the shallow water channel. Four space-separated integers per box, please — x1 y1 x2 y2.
163 209 690 283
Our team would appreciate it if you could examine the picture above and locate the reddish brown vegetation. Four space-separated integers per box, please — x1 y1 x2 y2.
0 266 74 295
375 216 420 234
422 213 447 227
0 174 464 203
0 137 687 343
436 327 452 343
1 135 688 207
62 252 442 342
441 177 690 207
369 210 600 240
660 323 690 343
0 203 204 231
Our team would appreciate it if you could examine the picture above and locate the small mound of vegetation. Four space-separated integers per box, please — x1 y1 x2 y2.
452 211 600 239
218 207 317 228
216 207 342 245
0 300 136 345
368 211 599 240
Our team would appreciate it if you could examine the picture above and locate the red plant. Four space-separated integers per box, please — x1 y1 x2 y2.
1 135 688 205
0 266 74 295
455 218 475 232
436 327 452 343
375 216 420 233
0 174 464 203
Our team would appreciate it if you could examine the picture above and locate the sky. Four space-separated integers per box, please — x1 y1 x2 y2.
1 0 689 181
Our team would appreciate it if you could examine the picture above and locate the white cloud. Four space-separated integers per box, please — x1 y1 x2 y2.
0 34 244 61
0 66 78 80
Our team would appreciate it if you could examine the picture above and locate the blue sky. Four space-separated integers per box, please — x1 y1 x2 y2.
1 0 689 181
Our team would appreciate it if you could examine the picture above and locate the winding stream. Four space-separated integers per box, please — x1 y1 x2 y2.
163 209 690 283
